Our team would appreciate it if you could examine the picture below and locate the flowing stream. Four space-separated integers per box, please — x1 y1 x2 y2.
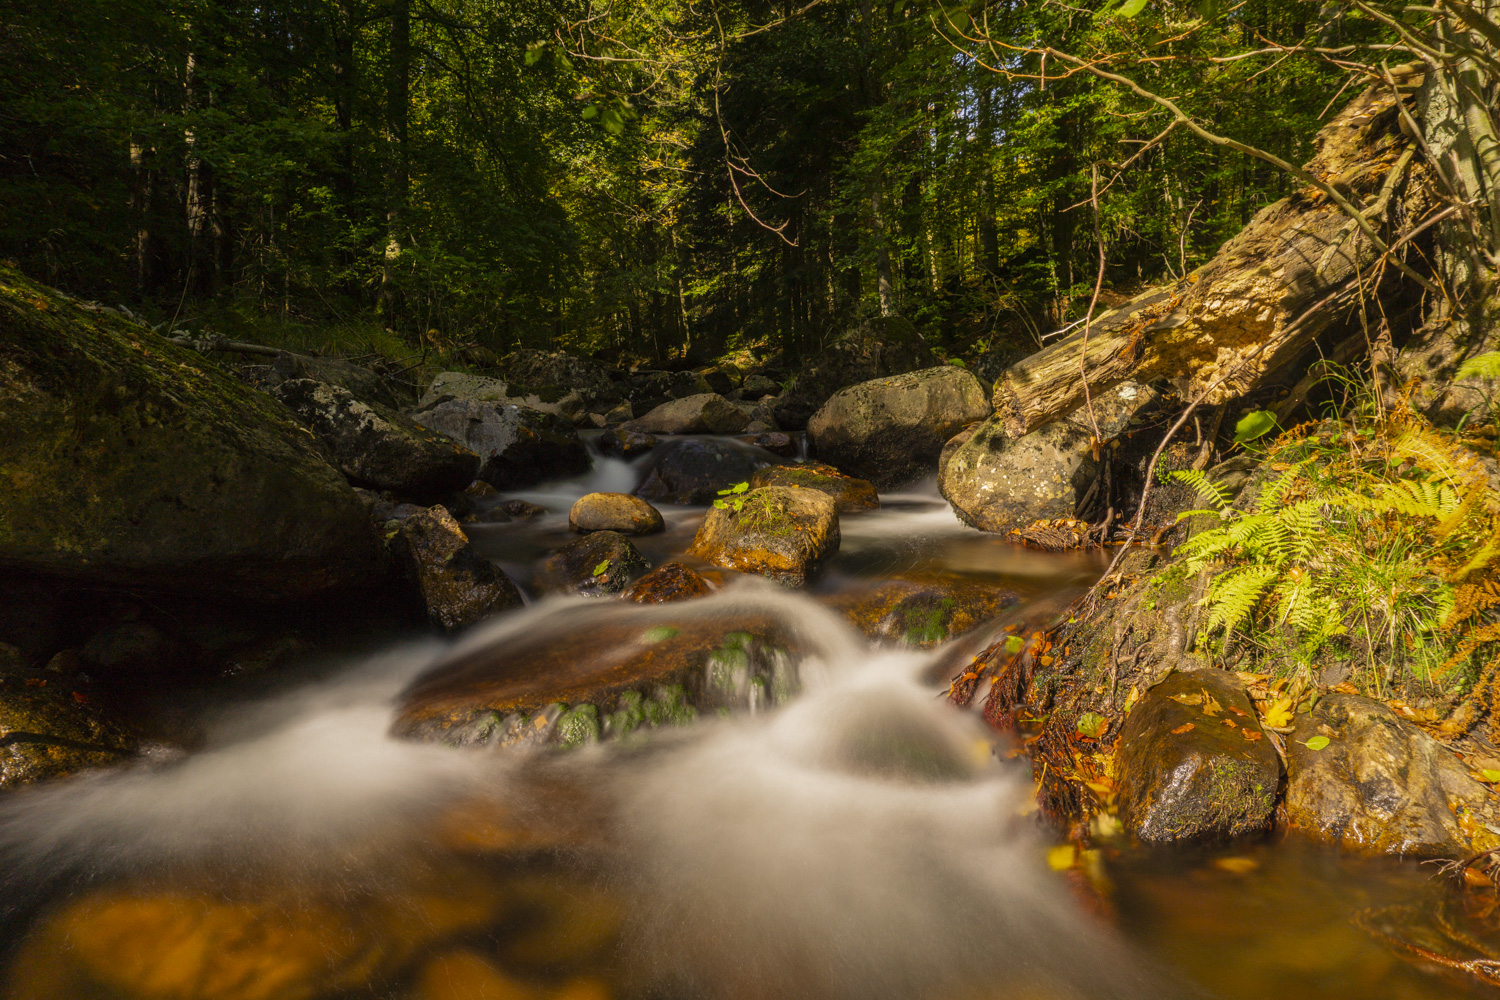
0 438 1493 1000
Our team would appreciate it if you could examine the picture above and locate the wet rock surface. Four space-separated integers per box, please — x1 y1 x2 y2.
270 378 480 499
633 438 775 504
823 577 1017 647
598 427 657 457
569 493 664 535
625 562 714 604
749 462 878 513
392 602 800 745
624 393 750 435
0 266 382 600
534 532 650 597
1285 694 1492 857
0 680 139 788
688 486 839 587
940 381 1157 532
1115 669 1281 843
747 431 796 456
397 506 523 630
411 398 589 488
808 366 990 487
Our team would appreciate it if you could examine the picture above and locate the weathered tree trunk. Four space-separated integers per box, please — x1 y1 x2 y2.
992 80 1435 437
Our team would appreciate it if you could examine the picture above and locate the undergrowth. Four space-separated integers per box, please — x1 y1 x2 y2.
1160 373 1500 701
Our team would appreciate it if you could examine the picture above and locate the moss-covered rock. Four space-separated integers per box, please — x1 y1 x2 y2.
534 532 650 597
808 366 990 487
270 378 480 500
0 266 382 600
390 602 801 745
824 576 1017 647
1114 669 1281 843
688 486 839 587
749 462 878 513
0 680 138 788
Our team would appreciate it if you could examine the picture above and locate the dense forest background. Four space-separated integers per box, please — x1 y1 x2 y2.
2 0 1355 366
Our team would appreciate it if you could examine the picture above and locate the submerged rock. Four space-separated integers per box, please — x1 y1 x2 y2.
0 681 139 788
569 493 664 535
397 506 523 630
270 378 480 500
624 393 750 435
411 398 589 488
940 381 1157 532
626 562 714 604
391 602 801 745
808 366 990 487
824 577 1017 647
1285 694 1494 857
1114 669 1280 843
749 462 878 513
634 438 774 504
688 486 839 587
599 427 658 457
0 266 382 600
534 532 650 597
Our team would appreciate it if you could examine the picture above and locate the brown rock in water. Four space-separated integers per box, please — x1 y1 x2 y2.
5 868 505 1000
1285 694 1494 857
1114 669 1280 843
0 683 138 788
391 602 800 745
747 431 796 456
749 462 878 513
823 577 1016 647
599 427 658 457
624 393 749 435
688 487 839 587
626 562 713 604
534 532 650 597
398 506 523 630
569 493 664 535
807 366 990 487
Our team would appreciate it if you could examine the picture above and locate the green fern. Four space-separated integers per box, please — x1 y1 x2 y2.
1456 351 1500 381
1167 469 1232 510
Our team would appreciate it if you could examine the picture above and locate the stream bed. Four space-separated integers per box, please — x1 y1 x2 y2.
0 439 1495 1000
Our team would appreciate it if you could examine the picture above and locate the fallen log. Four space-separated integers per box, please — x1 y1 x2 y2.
993 78 1437 438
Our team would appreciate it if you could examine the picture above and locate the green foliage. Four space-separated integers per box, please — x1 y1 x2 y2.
713 481 751 511
1457 352 1500 381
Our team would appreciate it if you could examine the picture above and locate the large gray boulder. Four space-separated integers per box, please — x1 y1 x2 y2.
271 379 479 500
418 371 588 424
939 381 1156 532
411 398 589 488
0 266 381 601
624 393 750 435
808 366 990 487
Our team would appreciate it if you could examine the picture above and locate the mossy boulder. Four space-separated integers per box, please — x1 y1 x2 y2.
533 532 650 597
270 378 480 500
634 438 774 504
824 576 1017 647
808 366 990 487
940 382 1157 533
0 266 382 600
390 602 801 745
1285 694 1497 857
1114 669 1281 843
749 462 878 513
688 486 839 587
569 493 664 535
0 680 139 788
411 398 589 488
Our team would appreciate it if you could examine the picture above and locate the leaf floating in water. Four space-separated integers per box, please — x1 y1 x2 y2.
1171 722 1195 735
1242 729 1263 742
1302 735 1331 750
1212 856 1259 874
643 626 680 643
1200 692 1224 717
1004 635 1025 654
1076 712 1106 738
1168 693 1203 706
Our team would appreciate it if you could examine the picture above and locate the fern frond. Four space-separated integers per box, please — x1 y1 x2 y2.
1257 461 1312 513
1167 469 1232 511
1456 351 1500 381
1205 564 1280 636
1388 426 1485 491
1351 477 1464 520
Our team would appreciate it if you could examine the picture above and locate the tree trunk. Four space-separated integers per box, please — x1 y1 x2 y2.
993 81 1436 437
382 0 411 323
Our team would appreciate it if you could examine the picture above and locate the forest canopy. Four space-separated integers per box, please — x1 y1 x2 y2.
1 0 1373 364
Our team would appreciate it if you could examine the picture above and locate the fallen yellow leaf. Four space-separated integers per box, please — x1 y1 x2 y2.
1263 697 1295 729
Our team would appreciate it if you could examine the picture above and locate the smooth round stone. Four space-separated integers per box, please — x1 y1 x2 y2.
569 493 664 535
